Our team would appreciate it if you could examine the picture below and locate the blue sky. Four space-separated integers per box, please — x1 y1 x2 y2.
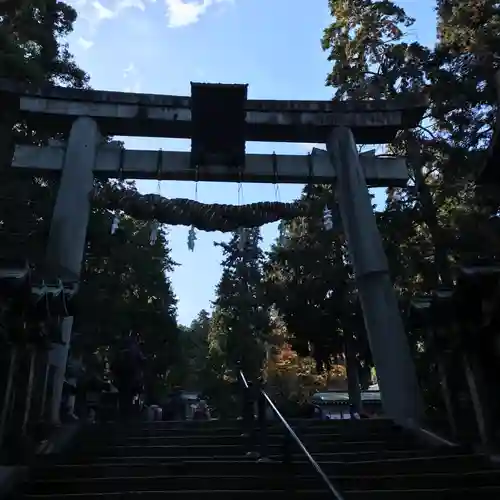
66 0 437 326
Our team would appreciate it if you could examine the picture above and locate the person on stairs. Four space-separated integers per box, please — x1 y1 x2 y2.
170 387 186 420
193 399 211 421
112 334 145 421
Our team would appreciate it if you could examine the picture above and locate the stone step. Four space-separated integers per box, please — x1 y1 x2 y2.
91 432 413 447
85 427 407 440
65 448 473 465
88 418 397 434
21 419 494 500
26 469 500 495
21 485 500 499
31 454 489 480
75 439 426 458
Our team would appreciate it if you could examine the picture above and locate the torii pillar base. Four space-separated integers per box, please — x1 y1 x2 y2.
327 127 424 425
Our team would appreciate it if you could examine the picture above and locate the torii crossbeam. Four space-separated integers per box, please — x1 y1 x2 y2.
12 142 409 187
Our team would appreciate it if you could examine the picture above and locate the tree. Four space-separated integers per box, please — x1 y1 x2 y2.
321 0 500 417
264 184 373 411
209 228 271 382
0 0 89 87
321 0 456 415
0 2 180 415
322 0 500 284
264 312 348 414
203 228 271 417
172 310 211 391
0 0 89 266
265 185 372 375
71 182 179 403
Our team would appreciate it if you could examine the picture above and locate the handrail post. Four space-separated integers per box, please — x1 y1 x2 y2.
257 390 269 458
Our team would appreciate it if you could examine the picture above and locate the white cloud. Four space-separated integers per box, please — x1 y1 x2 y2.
70 0 148 30
165 0 232 28
92 0 115 20
69 0 89 8
116 0 146 11
68 0 228 33
123 63 141 92
123 62 137 77
77 36 94 50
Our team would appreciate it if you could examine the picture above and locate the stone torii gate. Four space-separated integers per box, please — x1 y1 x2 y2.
2 80 427 426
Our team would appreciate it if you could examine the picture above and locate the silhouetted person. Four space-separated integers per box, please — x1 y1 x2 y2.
193 400 210 421
112 336 145 420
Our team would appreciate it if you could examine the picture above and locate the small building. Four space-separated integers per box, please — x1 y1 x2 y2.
310 387 383 419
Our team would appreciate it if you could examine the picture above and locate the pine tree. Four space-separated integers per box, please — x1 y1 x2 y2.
210 228 271 382
322 0 500 283
265 184 372 389
73 197 179 403
173 310 211 391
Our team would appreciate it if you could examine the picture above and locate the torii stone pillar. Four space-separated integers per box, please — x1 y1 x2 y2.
327 127 424 425
46 117 100 424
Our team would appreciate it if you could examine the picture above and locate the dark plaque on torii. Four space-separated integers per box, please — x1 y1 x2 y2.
190 82 248 170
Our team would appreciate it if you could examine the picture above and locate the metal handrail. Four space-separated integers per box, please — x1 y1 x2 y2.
239 369 250 390
403 419 458 448
238 370 345 500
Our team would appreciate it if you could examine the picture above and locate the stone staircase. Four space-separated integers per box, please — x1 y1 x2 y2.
16 418 500 499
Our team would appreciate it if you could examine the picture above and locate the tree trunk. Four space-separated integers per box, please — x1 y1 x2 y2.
345 329 362 415
0 345 17 448
462 351 493 447
407 136 453 288
21 348 37 435
433 339 458 438
10 348 33 436
0 104 16 170
35 351 50 421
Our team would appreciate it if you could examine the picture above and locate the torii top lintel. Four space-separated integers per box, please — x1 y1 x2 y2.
0 78 428 145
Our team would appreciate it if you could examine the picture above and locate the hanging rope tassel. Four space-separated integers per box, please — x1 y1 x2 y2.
111 213 121 234
278 221 287 246
238 228 248 251
187 226 197 251
149 221 159 246
323 205 333 231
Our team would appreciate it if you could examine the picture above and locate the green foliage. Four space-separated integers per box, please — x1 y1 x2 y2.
209 228 271 381
320 0 500 415
0 0 90 263
0 3 179 406
73 182 179 402
171 310 211 391
0 0 88 86
264 184 372 381
0 0 89 272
